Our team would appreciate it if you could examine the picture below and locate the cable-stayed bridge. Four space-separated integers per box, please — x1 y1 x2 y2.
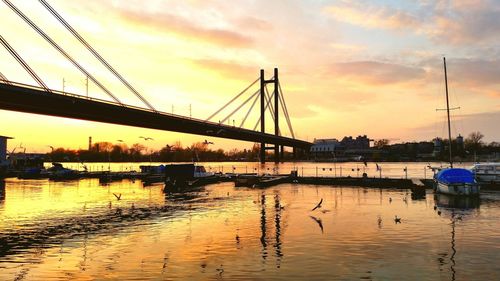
0 0 312 163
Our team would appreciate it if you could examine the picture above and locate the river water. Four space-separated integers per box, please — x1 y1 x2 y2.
1 162 499 280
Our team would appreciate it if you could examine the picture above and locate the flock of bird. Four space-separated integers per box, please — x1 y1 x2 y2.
308 194 419 233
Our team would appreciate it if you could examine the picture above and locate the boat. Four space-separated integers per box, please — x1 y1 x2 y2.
433 57 480 196
163 164 216 191
45 162 80 180
435 168 479 195
470 163 500 187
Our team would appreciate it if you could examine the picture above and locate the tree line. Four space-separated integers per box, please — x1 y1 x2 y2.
47 141 271 162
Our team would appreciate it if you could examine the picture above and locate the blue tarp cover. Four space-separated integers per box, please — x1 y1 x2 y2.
436 168 475 184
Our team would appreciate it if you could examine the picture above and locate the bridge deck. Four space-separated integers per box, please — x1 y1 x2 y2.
0 82 312 149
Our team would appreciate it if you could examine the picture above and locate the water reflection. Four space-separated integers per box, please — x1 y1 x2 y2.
433 194 481 281
260 193 267 261
434 194 481 210
0 180 5 205
274 193 283 268
0 180 499 280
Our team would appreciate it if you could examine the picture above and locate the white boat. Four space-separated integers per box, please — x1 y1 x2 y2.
435 168 480 196
433 57 480 196
470 163 500 185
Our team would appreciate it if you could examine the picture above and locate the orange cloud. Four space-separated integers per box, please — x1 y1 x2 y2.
190 59 259 80
117 9 253 48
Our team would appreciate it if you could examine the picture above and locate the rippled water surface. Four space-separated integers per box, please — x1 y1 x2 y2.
1 178 499 280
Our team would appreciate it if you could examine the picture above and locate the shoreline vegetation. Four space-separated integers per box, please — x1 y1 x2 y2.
25 132 499 163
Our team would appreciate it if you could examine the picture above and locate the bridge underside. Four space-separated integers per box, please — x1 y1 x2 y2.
0 83 312 150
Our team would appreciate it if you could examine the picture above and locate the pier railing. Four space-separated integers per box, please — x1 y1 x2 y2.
46 162 471 180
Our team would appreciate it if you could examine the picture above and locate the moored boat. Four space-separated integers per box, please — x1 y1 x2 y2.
433 57 480 196
45 162 80 180
164 164 216 191
435 168 480 196
470 163 500 186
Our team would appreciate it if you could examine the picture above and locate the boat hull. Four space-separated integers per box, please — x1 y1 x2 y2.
436 181 480 196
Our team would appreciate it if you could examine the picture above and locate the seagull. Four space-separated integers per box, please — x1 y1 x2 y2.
113 193 122 200
394 215 402 223
312 198 323 211
309 216 324 233
203 139 214 145
139 136 154 141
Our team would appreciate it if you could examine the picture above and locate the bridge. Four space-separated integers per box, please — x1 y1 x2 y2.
0 0 312 163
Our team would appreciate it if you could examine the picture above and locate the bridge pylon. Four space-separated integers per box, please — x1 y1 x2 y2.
260 68 281 164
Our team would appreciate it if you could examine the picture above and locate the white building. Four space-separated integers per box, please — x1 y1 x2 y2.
310 138 340 155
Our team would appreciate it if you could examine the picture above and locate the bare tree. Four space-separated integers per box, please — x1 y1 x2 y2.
465 131 484 160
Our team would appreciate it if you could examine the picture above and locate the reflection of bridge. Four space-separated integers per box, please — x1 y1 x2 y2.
0 0 312 163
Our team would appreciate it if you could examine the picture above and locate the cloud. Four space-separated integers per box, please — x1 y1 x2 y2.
327 61 426 85
324 0 500 46
409 110 500 142
324 2 420 30
117 8 253 48
190 59 259 80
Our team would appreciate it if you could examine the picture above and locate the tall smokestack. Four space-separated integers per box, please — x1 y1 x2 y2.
88 136 92 151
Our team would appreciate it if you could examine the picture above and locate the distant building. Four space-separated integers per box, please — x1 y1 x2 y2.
433 138 442 156
310 138 340 157
340 135 371 149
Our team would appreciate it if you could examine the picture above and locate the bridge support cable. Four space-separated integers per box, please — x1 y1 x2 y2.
264 85 281 136
38 0 156 112
253 86 275 131
278 81 295 139
220 89 259 125
0 71 12 85
278 89 294 138
239 90 260 128
0 35 49 91
206 77 259 121
2 0 122 105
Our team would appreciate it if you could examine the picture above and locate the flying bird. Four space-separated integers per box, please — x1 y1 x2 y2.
309 215 324 233
394 215 401 223
139 136 154 141
113 193 122 200
203 140 214 145
312 198 323 211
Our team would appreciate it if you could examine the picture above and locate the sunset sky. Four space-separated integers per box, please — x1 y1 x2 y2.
0 0 499 152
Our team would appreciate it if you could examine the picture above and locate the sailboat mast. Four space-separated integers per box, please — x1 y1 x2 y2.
443 57 453 168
